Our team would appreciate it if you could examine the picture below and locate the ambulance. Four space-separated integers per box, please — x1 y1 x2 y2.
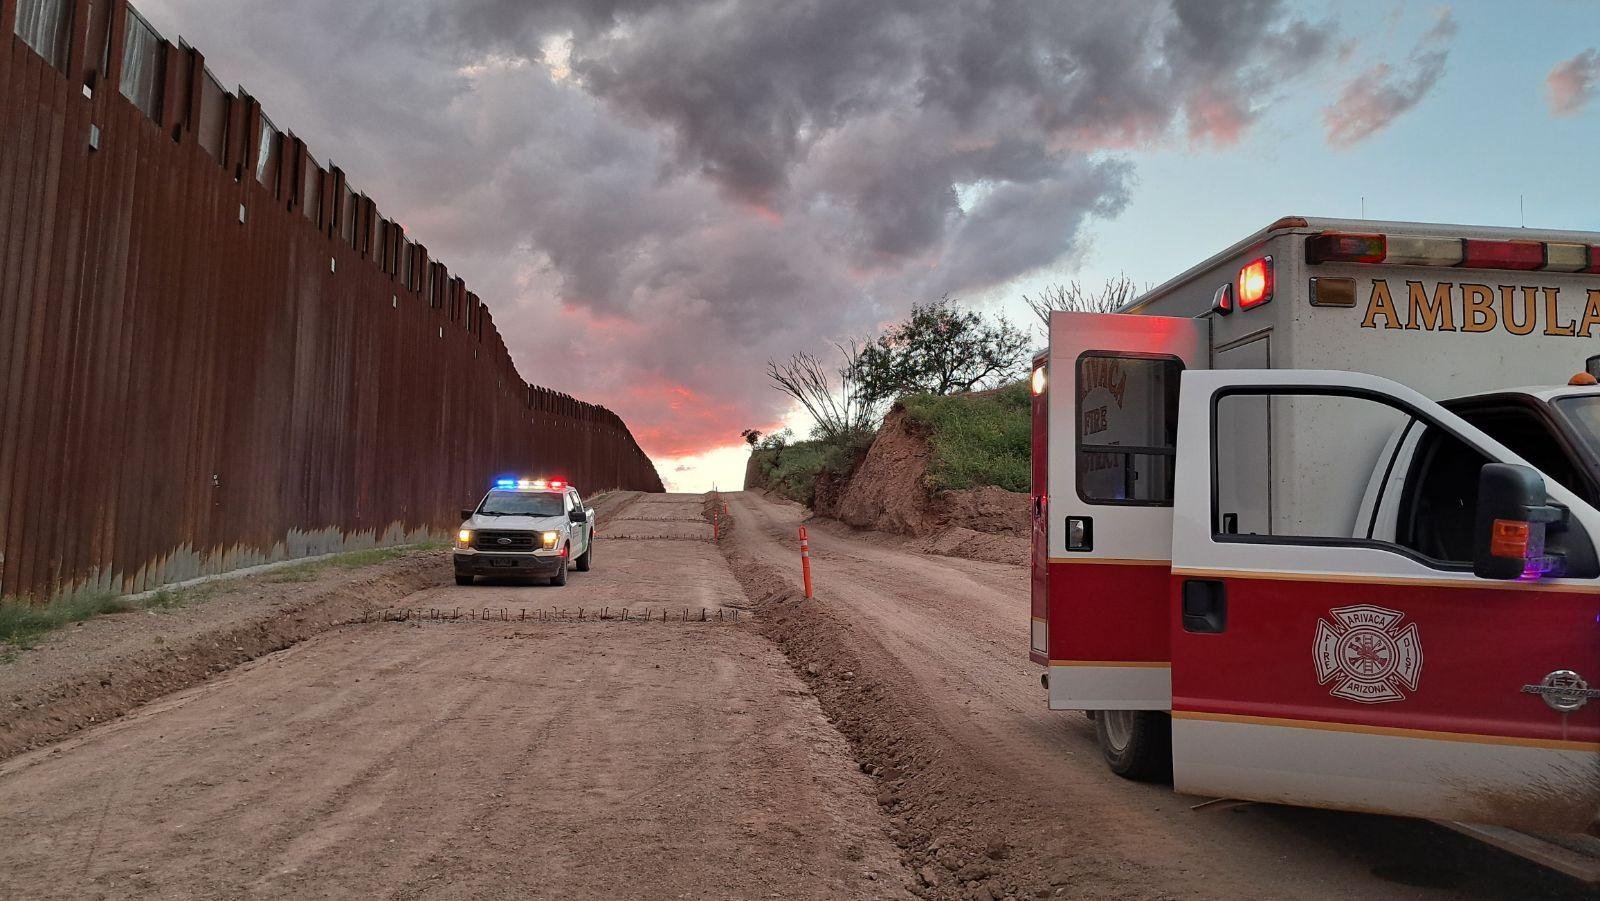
1030 216 1600 832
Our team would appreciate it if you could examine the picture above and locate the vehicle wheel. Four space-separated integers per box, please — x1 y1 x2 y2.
1095 710 1172 782
550 557 568 587
574 540 592 572
454 574 473 587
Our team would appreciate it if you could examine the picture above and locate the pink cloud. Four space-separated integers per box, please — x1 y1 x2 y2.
1547 49 1600 116
1323 10 1457 149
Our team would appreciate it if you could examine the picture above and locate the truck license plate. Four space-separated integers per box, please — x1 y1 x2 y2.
490 558 517 568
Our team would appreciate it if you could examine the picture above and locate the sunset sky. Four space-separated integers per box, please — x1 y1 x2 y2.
136 0 1600 491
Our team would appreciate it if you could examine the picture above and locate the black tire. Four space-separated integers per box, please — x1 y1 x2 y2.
454 574 473 587
1094 710 1172 782
549 557 568 587
574 539 592 572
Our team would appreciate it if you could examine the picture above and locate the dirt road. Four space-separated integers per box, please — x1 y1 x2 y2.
1 490 1589 899
721 491 1591 900
0 495 910 899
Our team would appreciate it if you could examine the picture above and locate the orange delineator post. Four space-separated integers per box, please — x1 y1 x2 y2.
798 526 814 599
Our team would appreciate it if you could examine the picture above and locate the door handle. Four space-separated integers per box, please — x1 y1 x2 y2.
1182 580 1227 634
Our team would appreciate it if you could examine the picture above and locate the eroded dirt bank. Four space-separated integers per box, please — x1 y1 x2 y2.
0 493 912 899
717 491 1590 900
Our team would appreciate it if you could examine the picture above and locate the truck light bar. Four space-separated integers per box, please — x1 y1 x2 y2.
494 478 566 490
1307 232 1600 273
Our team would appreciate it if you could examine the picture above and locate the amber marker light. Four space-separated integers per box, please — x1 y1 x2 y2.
1489 520 1530 559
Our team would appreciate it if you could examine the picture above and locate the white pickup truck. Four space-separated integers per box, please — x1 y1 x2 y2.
454 479 595 586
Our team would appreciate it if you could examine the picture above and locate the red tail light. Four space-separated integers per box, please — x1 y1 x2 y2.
1238 257 1273 309
1461 240 1543 271
1306 233 1386 264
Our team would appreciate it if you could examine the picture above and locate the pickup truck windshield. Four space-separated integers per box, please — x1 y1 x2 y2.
1556 396 1600 460
478 490 564 517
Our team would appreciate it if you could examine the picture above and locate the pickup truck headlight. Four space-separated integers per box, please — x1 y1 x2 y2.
541 531 560 549
457 529 473 548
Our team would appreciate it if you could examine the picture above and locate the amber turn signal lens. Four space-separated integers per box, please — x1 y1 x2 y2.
1309 277 1357 308
1488 519 1530 558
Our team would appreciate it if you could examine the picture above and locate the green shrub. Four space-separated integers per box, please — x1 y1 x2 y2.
901 380 1031 491
749 429 873 506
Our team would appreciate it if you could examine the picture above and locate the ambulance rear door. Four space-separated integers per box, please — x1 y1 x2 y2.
1043 312 1208 710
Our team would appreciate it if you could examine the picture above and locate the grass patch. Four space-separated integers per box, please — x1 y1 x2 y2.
261 542 442 583
901 380 1031 492
0 590 135 650
748 432 873 506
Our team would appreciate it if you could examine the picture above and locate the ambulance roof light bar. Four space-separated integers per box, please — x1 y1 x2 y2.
1307 232 1600 273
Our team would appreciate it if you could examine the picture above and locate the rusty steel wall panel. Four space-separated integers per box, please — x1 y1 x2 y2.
0 1 663 603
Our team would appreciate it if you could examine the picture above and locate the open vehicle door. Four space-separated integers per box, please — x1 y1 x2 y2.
1040 312 1207 712
1170 369 1600 831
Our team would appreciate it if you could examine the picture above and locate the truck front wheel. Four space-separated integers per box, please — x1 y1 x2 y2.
550 556 568 587
1095 710 1172 782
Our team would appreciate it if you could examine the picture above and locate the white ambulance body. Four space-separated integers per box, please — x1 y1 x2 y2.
1032 216 1600 832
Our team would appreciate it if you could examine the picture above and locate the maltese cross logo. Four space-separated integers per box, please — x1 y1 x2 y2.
1313 605 1423 704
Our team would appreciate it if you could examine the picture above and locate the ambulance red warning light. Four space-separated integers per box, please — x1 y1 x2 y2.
1237 257 1273 308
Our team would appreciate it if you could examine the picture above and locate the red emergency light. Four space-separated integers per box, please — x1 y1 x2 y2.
1460 239 1543 271
1238 257 1273 310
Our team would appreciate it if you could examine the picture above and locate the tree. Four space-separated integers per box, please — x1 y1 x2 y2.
740 429 762 447
766 346 875 446
847 297 1031 409
1023 275 1142 327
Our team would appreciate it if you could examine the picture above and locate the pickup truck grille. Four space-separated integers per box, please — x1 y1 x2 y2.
474 531 537 551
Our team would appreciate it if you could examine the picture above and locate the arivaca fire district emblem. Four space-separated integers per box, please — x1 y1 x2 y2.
1314 605 1423 704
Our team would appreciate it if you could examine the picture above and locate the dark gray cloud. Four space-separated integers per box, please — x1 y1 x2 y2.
1323 10 1457 149
139 0 1342 462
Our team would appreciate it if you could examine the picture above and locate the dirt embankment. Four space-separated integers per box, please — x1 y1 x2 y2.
754 406 1029 566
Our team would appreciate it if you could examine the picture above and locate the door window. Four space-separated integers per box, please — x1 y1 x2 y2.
1076 354 1183 506
1213 390 1489 569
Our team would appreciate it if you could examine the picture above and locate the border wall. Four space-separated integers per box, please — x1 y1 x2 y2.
0 0 664 602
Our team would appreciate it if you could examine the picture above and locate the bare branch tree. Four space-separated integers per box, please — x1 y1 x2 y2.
766 343 875 446
1023 275 1143 327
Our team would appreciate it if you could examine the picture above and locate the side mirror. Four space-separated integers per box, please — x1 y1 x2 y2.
1473 464 1563 580
569 508 586 523
460 508 475 521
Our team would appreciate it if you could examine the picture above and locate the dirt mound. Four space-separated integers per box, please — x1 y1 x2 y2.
717 510 1063 900
830 406 1028 557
